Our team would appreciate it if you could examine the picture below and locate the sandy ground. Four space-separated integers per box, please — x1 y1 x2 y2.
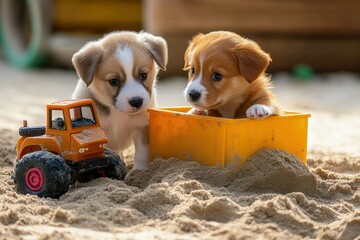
1 59 360 239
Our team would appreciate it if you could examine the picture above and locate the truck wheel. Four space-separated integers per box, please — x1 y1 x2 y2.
19 126 46 137
14 151 71 198
76 170 100 183
104 148 127 180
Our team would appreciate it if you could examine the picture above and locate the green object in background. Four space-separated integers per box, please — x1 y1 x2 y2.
0 0 51 68
292 64 314 81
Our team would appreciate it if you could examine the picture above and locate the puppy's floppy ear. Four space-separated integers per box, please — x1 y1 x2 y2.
183 33 204 70
236 41 271 83
72 42 103 86
183 42 193 71
140 32 168 71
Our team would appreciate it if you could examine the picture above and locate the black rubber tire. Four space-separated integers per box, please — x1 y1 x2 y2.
14 151 71 198
74 149 127 183
76 170 100 183
104 148 127 180
69 168 77 186
18 126 46 137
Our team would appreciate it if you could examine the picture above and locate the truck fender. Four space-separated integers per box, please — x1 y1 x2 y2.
18 136 61 159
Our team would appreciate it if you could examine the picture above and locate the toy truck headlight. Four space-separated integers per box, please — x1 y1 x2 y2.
79 148 85 153
99 144 104 148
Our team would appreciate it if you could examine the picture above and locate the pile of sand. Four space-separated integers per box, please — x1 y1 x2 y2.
1 128 360 239
0 129 17 167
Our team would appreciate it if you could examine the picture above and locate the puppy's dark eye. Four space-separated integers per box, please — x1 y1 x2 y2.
109 78 120 86
139 73 148 81
190 68 195 76
212 72 223 81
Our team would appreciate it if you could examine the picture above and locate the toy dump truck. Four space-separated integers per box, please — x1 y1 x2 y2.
14 99 127 198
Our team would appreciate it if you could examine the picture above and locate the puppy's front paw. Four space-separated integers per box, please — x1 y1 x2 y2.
187 108 208 116
133 160 149 170
246 104 272 119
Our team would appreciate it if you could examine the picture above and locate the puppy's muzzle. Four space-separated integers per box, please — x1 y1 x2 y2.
128 97 144 109
188 90 201 102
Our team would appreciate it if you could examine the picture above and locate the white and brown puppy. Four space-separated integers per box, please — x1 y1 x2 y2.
72 31 168 170
184 31 281 119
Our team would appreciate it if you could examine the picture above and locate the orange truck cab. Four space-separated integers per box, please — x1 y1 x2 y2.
14 99 126 198
17 99 107 161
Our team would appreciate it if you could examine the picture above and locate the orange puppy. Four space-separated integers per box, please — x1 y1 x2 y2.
184 31 281 119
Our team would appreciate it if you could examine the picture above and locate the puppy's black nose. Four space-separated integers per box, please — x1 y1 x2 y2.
188 90 201 102
129 97 143 108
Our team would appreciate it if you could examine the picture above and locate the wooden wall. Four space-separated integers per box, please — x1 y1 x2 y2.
143 0 360 76
53 0 142 33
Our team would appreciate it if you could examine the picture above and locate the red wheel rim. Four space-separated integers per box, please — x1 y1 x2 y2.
97 168 106 178
25 168 44 191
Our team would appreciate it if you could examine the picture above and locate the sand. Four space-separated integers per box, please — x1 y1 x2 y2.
1 68 360 239
1 127 360 240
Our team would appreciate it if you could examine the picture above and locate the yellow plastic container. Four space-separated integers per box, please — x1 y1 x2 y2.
148 107 310 168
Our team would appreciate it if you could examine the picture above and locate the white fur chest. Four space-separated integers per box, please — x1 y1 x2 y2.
99 109 149 152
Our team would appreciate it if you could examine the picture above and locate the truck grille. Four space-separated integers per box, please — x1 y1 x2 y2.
87 144 99 152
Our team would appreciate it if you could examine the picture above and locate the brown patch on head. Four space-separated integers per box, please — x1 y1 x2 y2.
184 32 253 109
183 31 275 118
139 32 168 71
183 33 203 71
235 40 271 83
72 42 103 86
184 31 271 81
72 31 168 111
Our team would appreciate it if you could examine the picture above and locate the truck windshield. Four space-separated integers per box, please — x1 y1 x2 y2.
70 105 96 128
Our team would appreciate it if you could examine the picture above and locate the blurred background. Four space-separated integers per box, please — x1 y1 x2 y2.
1 0 360 72
0 0 360 155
